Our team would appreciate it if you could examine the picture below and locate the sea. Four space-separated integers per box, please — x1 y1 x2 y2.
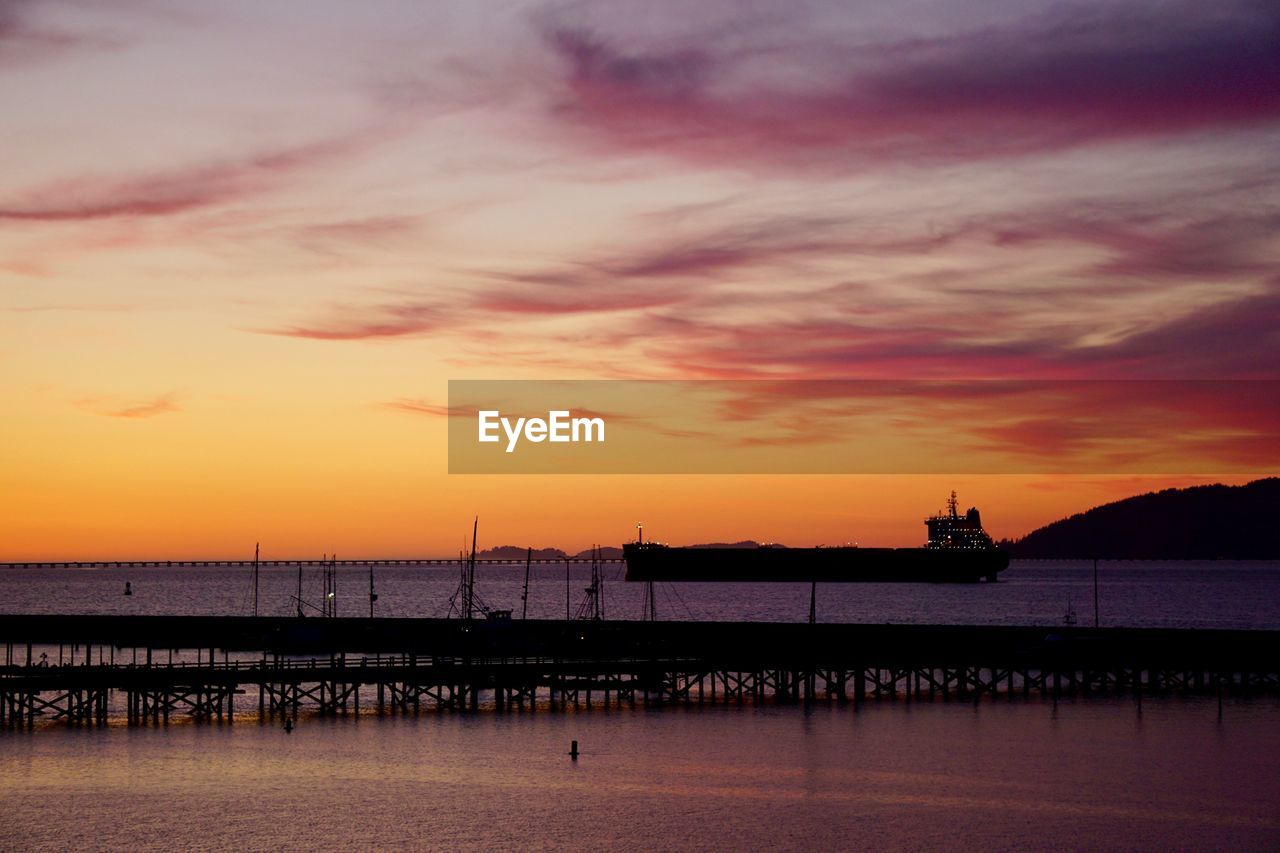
2 561 1278 851
1 559 1278 628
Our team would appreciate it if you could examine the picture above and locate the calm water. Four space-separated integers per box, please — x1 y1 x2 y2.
1 560 1278 629
1 698 1277 851
4 562 1278 850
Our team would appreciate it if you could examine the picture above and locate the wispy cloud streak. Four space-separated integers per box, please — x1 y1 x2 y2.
75 392 179 419
0 132 390 222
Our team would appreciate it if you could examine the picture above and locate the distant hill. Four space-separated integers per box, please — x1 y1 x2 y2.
686 540 770 549
476 546 567 560
573 546 624 559
1009 478 1280 559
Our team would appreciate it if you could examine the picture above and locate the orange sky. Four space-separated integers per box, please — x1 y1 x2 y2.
2 1 1276 559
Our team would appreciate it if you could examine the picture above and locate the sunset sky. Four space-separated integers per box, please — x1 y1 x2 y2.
2 0 1277 559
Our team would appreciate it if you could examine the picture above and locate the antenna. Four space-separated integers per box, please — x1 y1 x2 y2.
252 542 260 618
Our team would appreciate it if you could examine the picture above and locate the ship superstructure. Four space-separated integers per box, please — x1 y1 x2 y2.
925 491 995 550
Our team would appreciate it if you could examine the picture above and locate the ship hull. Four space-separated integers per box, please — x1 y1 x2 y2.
623 545 1009 583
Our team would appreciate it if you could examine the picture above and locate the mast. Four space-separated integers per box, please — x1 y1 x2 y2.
466 517 478 620
521 547 531 620
597 545 605 619
369 564 377 619
576 546 604 621
323 553 335 617
296 562 303 617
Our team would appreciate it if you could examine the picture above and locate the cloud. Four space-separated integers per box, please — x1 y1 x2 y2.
0 131 388 223
708 378 1280 469
289 215 425 256
76 392 179 419
1068 285 1280 378
262 300 445 340
258 187 1280 391
383 399 454 417
637 285 1280 382
0 0 121 66
540 1 1280 171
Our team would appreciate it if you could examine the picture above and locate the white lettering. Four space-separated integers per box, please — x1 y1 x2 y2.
480 410 606 453
501 416 526 453
549 410 570 442
478 410 500 443
572 416 605 442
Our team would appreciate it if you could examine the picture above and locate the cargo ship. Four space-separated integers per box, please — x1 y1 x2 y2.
623 492 1009 583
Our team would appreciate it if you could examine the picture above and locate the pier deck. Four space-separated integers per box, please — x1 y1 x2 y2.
1 617 1276 726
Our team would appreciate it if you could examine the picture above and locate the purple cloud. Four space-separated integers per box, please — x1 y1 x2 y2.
541 1 1280 170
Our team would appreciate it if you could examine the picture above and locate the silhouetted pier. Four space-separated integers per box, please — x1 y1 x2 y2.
1 616 1276 727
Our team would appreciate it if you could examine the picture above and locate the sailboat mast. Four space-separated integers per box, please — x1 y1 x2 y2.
521 547 531 620
466 517 478 620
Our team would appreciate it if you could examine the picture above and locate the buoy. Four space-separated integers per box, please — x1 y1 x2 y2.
569 739 579 760
124 581 132 596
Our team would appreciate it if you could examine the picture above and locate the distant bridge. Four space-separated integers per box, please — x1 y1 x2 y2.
0 557 624 570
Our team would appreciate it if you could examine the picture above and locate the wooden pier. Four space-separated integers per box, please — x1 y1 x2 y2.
1 616 1276 727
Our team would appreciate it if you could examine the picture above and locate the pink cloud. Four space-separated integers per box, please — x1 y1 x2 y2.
262 300 445 341
0 131 388 223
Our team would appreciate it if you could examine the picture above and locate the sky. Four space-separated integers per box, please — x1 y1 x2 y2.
1 0 1277 558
